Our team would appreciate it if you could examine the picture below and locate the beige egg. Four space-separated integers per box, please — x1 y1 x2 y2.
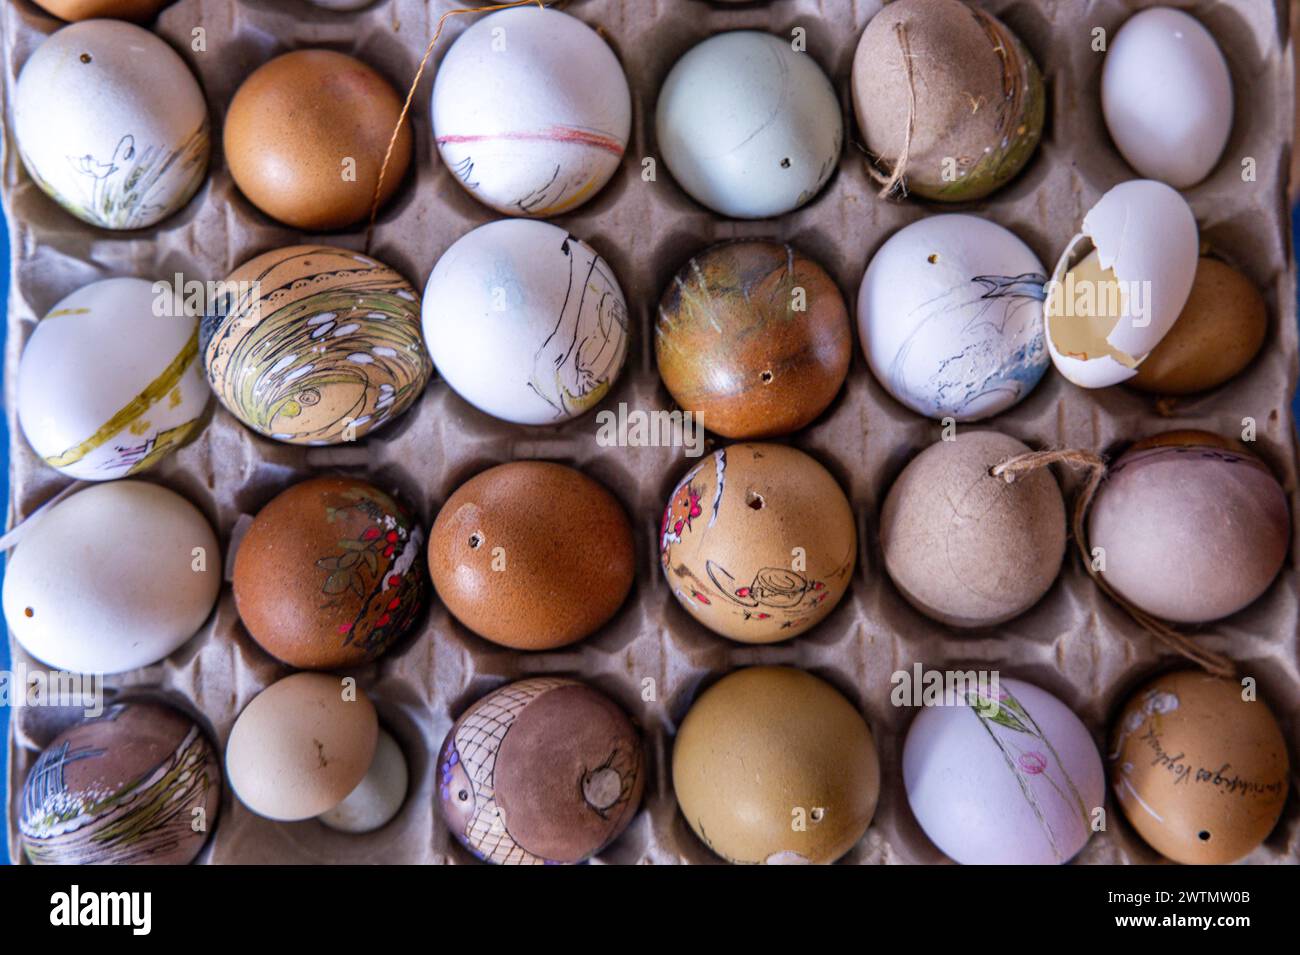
226 672 378 821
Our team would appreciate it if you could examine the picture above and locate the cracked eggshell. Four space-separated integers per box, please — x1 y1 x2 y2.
1045 180 1198 388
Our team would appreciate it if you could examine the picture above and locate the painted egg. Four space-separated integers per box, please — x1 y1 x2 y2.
673 667 879 864
903 677 1105 864
851 0 1044 201
202 245 430 445
437 678 644 865
233 477 427 670
655 240 851 439
224 50 410 231
318 728 408 834
660 443 855 642
429 461 634 651
1102 8 1233 189
432 6 631 217
226 672 378 822
859 214 1048 421
31 1 171 20
1088 439 1289 623
13 20 208 229
881 431 1066 627
3 481 221 675
1110 671 1289 864
422 219 628 425
656 31 843 219
20 701 220 865
18 277 208 481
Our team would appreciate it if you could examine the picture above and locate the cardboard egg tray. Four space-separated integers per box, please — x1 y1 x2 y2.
3 0 1298 864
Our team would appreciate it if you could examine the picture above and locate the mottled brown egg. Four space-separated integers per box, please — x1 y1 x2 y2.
32 0 169 19
673 667 879 864
660 443 856 642
233 477 426 669
437 678 644 864
1110 671 1289 864
429 461 635 651
656 241 851 439
224 50 411 230
1130 258 1267 395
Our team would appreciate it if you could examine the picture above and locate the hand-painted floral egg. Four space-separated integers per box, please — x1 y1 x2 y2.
422 219 628 424
660 443 855 642
656 31 843 219
202 245 430 445
2 481 221 674
655 240 851 439
20 701 220 865
859 214 1048 421
1088 439 1289 623
429 461 634 651
673 667 879 864
318 727 408 833
1110 671 1289 864
437 678 644 865
32 0 171 20
13 20 208 229
233 477 426 670
903 678 1105 864
432 6 631 217
18 278 208 481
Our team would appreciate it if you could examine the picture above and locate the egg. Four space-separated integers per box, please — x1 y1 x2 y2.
429 462 634 651
1102 8 1233 188
318 728 408 834
31 0 171 20
1128 257 1267 395
656 31 843 219
20 701 220 865
881 431 1066 627
308 0 373 9
3 481 221 674
859 214 1048 420
437 677 644 864
18 278 208 481
903 677 1105 864
655 241 851 439
223 50 410 230
672 667 879 865
851 0 1044 201
1110 671 1289 864
202 245 430 445
232 477 427 669
432 6 631 217
1088 439 1289 623
13 20 208 229
422 219 628 424
660 443 855 642
1045 179 1199 388
226 672 378 822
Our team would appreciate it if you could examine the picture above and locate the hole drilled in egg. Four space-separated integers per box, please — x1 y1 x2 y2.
760 369 774 384
927 253 939 264
780 157 791 168
468 532 483 549
79 53 92 64
23 607 33 618
1198 830 1212 842
458 789 470 802
746 491 765 511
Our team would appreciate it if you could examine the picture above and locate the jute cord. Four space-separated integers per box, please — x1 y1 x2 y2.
866 21 915 199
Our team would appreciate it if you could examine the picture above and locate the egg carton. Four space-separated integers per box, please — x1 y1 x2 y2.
2 0 1298 865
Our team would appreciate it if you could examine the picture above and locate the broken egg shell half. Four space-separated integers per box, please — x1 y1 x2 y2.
1044 179 1198 388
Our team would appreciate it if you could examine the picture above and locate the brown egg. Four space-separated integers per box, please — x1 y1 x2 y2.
429 461 634 650
660 443 855 642
1130 258 1267 395
673 667 880 864
233 476 427 669
223 50 411 230
1129 429 1246 454
32 0 169 19
655 241 851 439
1110 671 1289 864
437 678 644 864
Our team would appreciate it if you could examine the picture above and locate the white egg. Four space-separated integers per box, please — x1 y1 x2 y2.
422 219 629 425
858 214 1048 421
2 481 221 674
903 678 1105 865
318 728 408 833
1044 179 1198 388
656 31 843 219
18 278 209 481
432 7 631 217
13 21 209 230
1102 7 1233 189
